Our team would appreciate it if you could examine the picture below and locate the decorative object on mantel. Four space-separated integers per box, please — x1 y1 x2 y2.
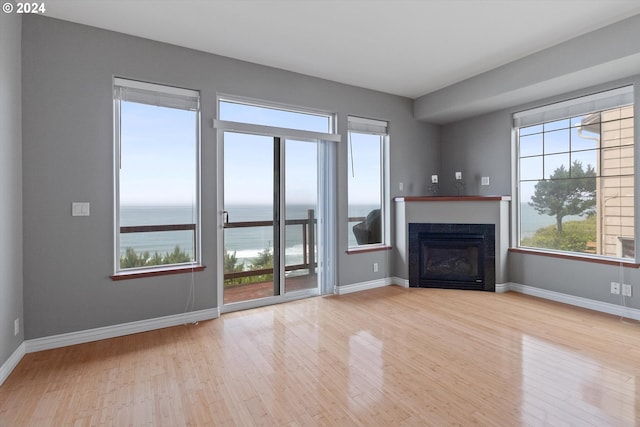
454 171 465 196
427 174 440 195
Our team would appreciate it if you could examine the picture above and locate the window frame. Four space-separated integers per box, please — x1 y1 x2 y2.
217 94 335 134
513 86 635 262
112 78 202 277
347 116 390 251
215 95 339 303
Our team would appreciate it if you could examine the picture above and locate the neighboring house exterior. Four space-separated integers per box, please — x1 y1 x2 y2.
585 106 635 257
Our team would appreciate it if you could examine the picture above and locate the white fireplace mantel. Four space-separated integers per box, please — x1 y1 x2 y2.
394 196 511 289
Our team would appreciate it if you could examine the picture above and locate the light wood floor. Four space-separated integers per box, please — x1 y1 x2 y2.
2 286 640 426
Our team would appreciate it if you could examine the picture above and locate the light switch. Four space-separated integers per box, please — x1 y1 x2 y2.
72 202 90 216
481 176 490 186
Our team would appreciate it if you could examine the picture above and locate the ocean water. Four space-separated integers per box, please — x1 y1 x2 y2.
120 204 378 266
223 204 317 266
120 205 197 258
519 202 584 238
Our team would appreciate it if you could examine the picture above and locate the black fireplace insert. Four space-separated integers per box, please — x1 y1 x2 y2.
409 223 495 291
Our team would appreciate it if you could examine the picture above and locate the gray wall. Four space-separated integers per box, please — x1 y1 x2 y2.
0 9 24 365
440 110 512 197
342 118 440 286
434 14 640 307
415 14 640 124
441 76 640 308
21 15 438 339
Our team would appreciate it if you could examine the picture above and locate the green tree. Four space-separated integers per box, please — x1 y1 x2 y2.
250 247 273 270
223 250 247 286
529 161 596 232
224 250 245 274
249 247 274 283
119 246 192 268
164 245 193 264
120 247 150 268
521 215 596 253
149 252 164 266
223 248 275 287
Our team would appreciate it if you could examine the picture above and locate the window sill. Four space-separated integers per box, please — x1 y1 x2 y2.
509 248 639 268
346 245 392 255
111 264 206 281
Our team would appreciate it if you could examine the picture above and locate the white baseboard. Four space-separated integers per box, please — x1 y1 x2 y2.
335 279 639 321
25 308 220 353
506 283 640 321
495 283 510 293
0 342 26 387
390 277 410 287
338 277 506 293
336 278 392 295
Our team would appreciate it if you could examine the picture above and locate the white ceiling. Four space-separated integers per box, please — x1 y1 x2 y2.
44 0 640 99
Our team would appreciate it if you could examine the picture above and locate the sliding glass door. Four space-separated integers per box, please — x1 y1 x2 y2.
285 139 318 294
223 132 277 304
222 132 320 307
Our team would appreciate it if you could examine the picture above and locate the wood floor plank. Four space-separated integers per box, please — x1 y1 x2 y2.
2 287 640 426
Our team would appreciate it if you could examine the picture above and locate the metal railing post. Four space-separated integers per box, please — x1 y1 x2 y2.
308 209 315 274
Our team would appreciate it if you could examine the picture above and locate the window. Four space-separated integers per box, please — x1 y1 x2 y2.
219 99 332 133
348 116 388 248
515 86 634 259
113 78 201 273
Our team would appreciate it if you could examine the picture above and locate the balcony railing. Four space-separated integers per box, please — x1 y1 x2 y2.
119 211 367 281
119 223 197 259
223 209 317 284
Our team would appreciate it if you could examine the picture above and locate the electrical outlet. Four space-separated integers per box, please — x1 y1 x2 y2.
623 284 632 297
71 202 90 217
611 282 621 295
481 176 490 186
14 318 19 336
373 262 379 273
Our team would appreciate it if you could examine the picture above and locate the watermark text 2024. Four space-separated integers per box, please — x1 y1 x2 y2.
2 2 46 14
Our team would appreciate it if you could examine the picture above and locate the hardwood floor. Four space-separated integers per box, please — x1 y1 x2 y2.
2 286 640 426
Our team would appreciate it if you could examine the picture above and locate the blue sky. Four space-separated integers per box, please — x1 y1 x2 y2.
120 100 382 207
519 117 600 200
348 132 382 207
223 133 319 206
219 101 330 133
120 102 197 206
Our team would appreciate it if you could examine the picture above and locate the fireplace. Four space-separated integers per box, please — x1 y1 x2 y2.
409 223 495 291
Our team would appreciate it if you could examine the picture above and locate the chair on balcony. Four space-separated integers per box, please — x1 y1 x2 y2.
353 209 382 245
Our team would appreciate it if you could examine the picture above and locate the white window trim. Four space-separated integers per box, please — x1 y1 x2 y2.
347 115 390 250
513 86 633 128
213 119 340 142
513 86 635 261
113 77 202 275
217 94 337 134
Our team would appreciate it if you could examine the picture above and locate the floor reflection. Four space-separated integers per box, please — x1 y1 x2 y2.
348 331 384 410
6 287 640 425
522 334 636 425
